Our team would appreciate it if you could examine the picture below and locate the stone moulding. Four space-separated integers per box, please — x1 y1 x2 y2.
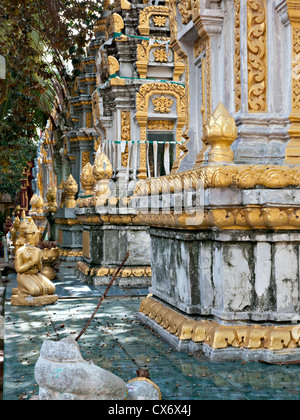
139 296 300 353
76 261 151 278
134 165 300 195
134 207 300 231
132 164 300 230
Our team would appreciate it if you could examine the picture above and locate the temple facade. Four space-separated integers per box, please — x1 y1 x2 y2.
30 0 300 362
134 0 300 362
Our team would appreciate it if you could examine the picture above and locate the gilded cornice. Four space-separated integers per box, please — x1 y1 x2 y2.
139 296 300 351
76 261 151 278
135 206 300 231
134 164 300 195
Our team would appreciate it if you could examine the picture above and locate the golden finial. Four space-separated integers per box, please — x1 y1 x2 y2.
36 196 45 214
80 162 97 196
29 194 38 214
93 152 113 181
64 174 78 208
203 102 237 164
45 186 58 212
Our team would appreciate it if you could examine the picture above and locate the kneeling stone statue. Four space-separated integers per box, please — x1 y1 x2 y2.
34 336 128 400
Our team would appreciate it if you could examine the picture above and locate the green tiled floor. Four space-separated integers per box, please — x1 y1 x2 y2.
3 264 300 400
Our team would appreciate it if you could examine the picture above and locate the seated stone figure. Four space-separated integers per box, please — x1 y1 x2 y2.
11 219 58 307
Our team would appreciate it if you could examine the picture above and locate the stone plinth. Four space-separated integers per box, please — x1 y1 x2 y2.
54 208 83 262
133 170 300 361
75 206 152 286
148 228 300 323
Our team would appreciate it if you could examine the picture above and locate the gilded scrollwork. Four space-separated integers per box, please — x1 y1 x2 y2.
121 111 131 167
234 0 241 112
177 0 192 25
247 0 268 112
284 4 300 164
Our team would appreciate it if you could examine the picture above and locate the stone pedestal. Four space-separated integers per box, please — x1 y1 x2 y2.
148 228 300 323
134 169 300 361
11 292 58 307
54 208 83 262
75 207 152 286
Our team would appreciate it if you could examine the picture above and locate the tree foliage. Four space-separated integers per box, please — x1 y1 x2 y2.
0 0 103 196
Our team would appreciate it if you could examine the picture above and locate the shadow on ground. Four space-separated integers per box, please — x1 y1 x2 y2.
3 263 300 400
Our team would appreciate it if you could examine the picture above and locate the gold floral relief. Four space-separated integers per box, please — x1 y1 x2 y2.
234 0 241 112
247 0 267 112
121 111 131 167
153 48 168 62
284 4 300 164
148 120 175 130
139 6 169 35
136 82 186 178
152 96 174 113
81 151 90 169
152 16 167 27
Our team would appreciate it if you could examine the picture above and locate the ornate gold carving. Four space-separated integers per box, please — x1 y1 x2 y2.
107 56 120 75
247 0 267 112
136 82 186 179
93 152 113 206
134 164 300 196
202 103 237 163
106 13 125 39
64 174 78 208
168 0 190 171
121 111 131 167
153 48 168 62
90 266 151 278
107 56 125 86
81 151 90 169
152 96 174 113
139 6 169 35
139 297 300 351
86 112 92 128
177 0 192 25
193 34 212 168
78 162 96 208
152 16 167 27
234 0 241 112
285 3 300 164
147 120 175 130
136 39 172 78
60 250 83 258
76 262 151 278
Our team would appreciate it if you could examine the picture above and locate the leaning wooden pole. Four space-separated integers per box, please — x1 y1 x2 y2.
75 251 130 342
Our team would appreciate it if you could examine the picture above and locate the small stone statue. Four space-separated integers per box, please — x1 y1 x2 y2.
11 219 58 307
34 336 128 400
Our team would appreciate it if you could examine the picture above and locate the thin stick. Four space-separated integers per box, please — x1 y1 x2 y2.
75 251 130 342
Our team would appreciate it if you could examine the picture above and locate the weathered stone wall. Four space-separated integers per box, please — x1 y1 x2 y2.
149 228 300 323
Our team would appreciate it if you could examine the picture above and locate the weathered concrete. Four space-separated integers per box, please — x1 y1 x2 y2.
149 228 300 323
